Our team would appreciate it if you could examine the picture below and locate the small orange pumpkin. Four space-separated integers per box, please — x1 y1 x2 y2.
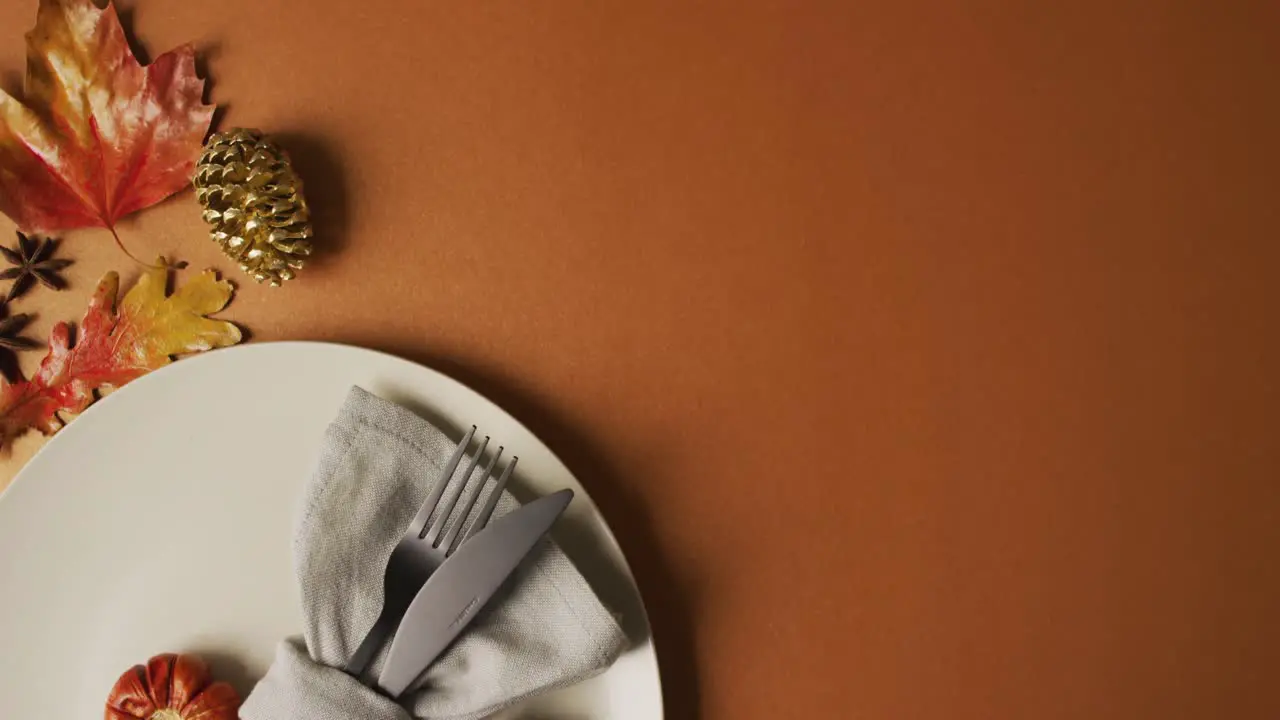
105 653 240 720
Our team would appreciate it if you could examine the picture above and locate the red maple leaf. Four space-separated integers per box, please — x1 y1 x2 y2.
0 0 214 234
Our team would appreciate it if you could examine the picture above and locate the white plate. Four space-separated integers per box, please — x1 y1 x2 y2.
0 342 662 719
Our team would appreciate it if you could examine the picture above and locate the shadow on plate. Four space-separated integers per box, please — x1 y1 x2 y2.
185 648 258 700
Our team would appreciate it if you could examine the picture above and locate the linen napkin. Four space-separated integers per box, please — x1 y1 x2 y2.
240 386 627 720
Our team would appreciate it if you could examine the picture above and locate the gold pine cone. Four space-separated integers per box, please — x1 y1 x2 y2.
193 128 312 286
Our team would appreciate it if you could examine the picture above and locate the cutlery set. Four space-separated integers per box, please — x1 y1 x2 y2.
343 424 573 698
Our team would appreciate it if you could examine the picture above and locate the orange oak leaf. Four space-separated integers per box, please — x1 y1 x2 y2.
0 0 214 234
0 259 241 446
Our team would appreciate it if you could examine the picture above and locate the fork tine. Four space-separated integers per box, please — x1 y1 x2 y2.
423 435 489 545
407 425 475 537
441 446 502 554
461 455 518 544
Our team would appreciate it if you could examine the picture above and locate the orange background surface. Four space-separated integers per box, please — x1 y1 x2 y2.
1 1 1277 717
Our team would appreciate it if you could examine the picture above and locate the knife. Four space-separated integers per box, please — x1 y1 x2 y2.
375 488 574 698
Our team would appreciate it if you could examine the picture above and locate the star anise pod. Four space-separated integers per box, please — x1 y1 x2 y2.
1 232 73 302
0 312 39 352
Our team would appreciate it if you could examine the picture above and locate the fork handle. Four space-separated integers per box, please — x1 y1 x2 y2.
343 607 399 678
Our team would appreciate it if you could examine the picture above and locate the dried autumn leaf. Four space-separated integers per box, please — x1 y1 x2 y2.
0 259 241 446
0 0 214 234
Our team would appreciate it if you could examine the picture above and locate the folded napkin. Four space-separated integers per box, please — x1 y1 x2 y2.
240 386 627 720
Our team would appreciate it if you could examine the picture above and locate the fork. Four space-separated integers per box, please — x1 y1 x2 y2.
343 424 518 678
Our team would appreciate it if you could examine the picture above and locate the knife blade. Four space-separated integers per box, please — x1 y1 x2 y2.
375 488 574 698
